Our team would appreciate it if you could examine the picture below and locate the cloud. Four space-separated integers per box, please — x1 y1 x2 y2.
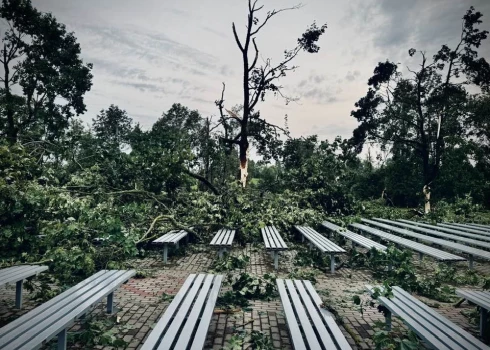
301 87 337 104
112 81 166 94
345 70 360 81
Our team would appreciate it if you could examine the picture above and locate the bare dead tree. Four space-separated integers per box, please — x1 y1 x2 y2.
216 0 327 187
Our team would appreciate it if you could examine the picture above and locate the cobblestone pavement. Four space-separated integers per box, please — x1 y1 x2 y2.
1 240 489 349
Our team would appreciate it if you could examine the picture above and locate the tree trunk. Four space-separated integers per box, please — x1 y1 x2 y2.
3 46 17 144
423 184 431 213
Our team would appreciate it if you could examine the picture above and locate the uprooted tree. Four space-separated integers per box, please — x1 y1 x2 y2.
216 0 327 188
350 6 490 213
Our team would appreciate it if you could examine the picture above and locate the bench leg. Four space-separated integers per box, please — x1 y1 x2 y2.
57 329 67 350
163 244 168 264
481 308 489 342
301 235 305 243
15 280 23 309
176 241 180 249
219 248 224 259
385 310 392 331
352 242 356 249
469 255 474 269
107 292 114 314
274 251 279 270
330 254 335 274
419 252 423 261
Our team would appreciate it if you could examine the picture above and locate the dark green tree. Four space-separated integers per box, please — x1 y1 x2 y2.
350 6 490 212
0 0 93 143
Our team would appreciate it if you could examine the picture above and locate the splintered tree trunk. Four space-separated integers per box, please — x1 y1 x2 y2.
423 185 431 213
239 141 249 188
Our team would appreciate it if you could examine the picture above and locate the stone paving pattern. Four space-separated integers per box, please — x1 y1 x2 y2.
1 235 490 349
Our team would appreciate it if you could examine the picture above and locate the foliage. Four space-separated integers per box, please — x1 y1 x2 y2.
287 268 317 284
227 272 277 301
67 315 129 349
371 321 421 350
211 254 250 272
222 329 274 350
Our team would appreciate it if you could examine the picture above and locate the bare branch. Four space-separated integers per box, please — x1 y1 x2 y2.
232 22 244 52
250 4 303 36
248 38 259 72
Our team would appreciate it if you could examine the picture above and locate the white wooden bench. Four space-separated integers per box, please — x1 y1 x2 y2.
456 289 490 343
399 219 490 239
440 223 490 235
0 269 135 350
277 279 351 349
261 226 288 270
322 220 387 252
210 228 235 258
295 225 346 273
468 223 490 231
0 265 49 309
366 285 489 350
141 273 223 349
153 229 189 263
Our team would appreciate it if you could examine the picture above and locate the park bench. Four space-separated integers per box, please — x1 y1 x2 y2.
367 218 490 269
141 273 223 350
0 265 48 309
351 223 466 263
441 222 490 234
261 226 288 270
374 218 490 250
398 219 490 239
322 220 387 252
366 285 489 350
277 279 352 349
210 228 235 258
456 289 490 343
294 225 346 273
0 269 135 350
153 229 189 264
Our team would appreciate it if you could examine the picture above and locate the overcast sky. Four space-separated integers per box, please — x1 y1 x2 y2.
22 0 490 141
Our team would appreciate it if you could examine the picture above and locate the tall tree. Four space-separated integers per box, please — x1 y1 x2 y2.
0 0 93 143
217 0 327 187
350 6 490 212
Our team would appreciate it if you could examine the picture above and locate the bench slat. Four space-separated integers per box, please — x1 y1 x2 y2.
276 279 307 350
189 274 223 350
322 221 386 251
210 229 235 247
295 226 345 253
456 289 490 310
153 230 188 244
261 226 287 250
141 274 197 349
293 280 337 348
440 223 490 235
159 274 207 350
1 270 135 349
302 280 352 349
399 220 490 239
352 223 466 261
0 265 49 287
284 279 323 350
369 219 490 261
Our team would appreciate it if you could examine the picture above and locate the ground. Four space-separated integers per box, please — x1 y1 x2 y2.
1 241 489 350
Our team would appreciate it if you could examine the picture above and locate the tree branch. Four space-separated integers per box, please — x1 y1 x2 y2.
250 4 303 36
232 23 244 52
183 168 220 195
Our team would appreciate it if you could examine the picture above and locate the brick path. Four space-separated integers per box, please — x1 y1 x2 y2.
1 241 489 349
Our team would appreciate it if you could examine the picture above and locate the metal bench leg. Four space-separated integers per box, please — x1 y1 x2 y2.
352 242 356 249
385 310 392 331
15 280 23 309
330 254 335 273
57 329 67 350
107 292 114 314
481 308 489 342
163 244 168 264
176 241 180 249
301 235 305 243
219 248 224 259
419 252 423 261
274 251 279 270
469 255 474 269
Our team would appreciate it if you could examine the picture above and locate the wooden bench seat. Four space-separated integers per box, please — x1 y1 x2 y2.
261 226 288 270
210 228 235 258
295 225 346 273
366 285 489 350
141 273 223 350
0 265 48 309
456 289 490 343
322 220 387 252
0 269 135 350
153 229 189 263
440 223 490 235
399 219 490 239
277 279 351 349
